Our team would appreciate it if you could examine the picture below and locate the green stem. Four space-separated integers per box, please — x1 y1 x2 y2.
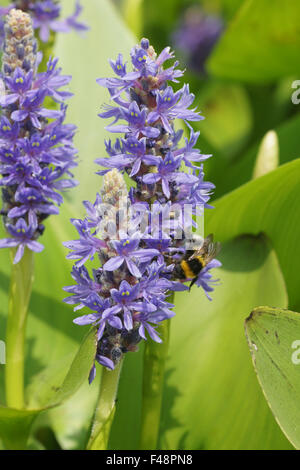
139 293 173 450
5 247 34 409
86 360 123 450
37 30 56 73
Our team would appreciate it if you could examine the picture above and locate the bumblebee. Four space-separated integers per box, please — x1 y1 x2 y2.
173 234 221 289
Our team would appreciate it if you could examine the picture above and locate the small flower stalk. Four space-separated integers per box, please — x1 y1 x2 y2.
0 8 78 264
64 38 221 384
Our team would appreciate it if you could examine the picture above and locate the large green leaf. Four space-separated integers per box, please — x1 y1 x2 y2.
26 327 97 409
0 326 97 449
122 0 143 37
199 110 300 200
219 0 245 20
43 377 99 450
158 235 291 449
208 0 300 82
245 307 300 449
206 159 300 311
195 82 253 157
0 407 38 450
109 235 292 449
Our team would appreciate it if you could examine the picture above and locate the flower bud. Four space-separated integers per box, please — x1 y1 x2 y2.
2 9 37 77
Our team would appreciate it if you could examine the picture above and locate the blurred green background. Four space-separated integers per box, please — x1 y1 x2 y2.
0 0 300 450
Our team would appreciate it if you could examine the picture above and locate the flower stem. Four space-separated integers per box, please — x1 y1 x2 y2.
5 247 34 409
86 360 123 450
139 296 173 450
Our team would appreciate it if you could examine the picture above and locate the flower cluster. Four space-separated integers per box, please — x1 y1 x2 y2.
0 9 77 263
64 38 221 381
0 1 88 46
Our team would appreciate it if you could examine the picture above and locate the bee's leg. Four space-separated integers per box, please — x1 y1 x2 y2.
189 277 197 290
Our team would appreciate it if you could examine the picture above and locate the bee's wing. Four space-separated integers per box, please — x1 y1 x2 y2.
188 251 199 261
207 241 221 260
205 233 214 244
188 235 221 263
187 234 212 257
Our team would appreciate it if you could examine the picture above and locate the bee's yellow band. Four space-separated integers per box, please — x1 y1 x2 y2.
195 255 205 266
181 260 195 279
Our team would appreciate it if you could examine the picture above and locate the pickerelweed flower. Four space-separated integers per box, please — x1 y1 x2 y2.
64 38 221 382
0 1 88 46
0 9 77 263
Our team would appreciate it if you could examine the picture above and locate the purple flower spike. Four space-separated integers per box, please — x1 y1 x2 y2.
30 1 88 43
0 2 88 49
64 38 221 382
0 9 78 263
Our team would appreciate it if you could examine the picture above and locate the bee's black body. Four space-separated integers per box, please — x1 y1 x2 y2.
173 254 205 289
172 234 221 289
